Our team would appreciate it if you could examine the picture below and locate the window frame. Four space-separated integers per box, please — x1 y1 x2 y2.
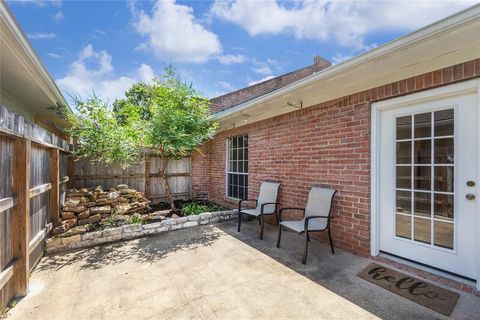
225 135 248 200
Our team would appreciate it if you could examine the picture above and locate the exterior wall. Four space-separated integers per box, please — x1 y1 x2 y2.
193 58 480 257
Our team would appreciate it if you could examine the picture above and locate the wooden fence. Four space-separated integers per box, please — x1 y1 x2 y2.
0 106 71 311
0 106 193 312
72 156 192 203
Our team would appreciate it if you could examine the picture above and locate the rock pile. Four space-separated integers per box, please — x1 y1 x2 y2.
53 184 150 237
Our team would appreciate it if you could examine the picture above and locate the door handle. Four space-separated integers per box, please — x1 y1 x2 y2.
466 194 476 201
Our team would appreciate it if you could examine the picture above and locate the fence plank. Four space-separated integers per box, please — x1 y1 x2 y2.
28 223 52 255
50 149 60 227
144 156 151 198
0 260 16 290
12 138 30 296
72 157 192 203
0 197 16 213
29 183 52 199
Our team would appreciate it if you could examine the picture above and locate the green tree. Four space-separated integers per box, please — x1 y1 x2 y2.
63 68 217 212
63 95 143 168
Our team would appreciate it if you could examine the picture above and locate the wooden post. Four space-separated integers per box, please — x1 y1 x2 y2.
67 154 74 189
49 148 60 227
12 138 30 297
144 155 151 198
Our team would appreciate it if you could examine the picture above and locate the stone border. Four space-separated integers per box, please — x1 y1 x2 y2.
46 210 237 254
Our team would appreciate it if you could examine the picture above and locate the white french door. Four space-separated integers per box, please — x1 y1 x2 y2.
375 82 479 280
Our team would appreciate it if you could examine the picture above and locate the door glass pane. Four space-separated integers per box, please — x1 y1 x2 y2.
434 221 454 249
434 109 454 137
414 192 430 217
414 140 431 164
434 138 454 164
434 194 454 221
413 166 431 190
396 167 411 189
414 217 431 244
396 190 411 215
393 109 455 250
396 115 411 140
396 215 411 239
396 141 411 164
414 113 431 138
434 166 454 192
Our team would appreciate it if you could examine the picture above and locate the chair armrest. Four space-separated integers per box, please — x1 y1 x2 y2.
278 207 305 222
304 215 331 229
260 202 280 214
238 199 258 212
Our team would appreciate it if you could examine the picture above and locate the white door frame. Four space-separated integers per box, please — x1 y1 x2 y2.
370 78 480 289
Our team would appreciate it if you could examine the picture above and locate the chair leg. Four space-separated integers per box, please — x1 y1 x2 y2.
328 227 335 254
260 215 264 240
276 225 282 248
307 233 310 242
237 212 241 232
302 231 309 265
258 217 261 225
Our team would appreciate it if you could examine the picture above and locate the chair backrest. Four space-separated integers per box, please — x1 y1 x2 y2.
256 182 280 214
304 187 336 218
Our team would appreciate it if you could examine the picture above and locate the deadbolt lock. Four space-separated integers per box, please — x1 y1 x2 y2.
466 194 476 201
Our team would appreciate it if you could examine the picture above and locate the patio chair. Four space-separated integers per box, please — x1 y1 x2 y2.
276 186 337 264
237 182 280 240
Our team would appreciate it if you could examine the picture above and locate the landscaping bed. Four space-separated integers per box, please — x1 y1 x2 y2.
47 184 234 253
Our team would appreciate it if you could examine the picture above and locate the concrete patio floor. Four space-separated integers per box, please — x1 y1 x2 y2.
6 220 480 320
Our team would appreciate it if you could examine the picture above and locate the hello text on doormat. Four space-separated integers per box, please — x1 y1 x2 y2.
357 263 459 316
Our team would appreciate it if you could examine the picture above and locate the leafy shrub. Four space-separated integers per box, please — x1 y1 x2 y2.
129 213 146 225
182 202 223 216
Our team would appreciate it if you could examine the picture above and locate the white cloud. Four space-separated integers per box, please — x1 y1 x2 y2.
218 81 234 91
53 11 63 22
133 0 221 63
248 75 275 86
28 32 56 40
16 0 62 7
57 45 155 102
331 53 352 65
211 0 476 50
251 65 272 76
47 52 61 59
218 54 247 65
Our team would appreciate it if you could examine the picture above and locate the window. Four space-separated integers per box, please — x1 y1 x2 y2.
227 135 248 199
395 109 455 249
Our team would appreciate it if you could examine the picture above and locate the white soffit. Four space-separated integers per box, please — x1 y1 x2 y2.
214 4 480 131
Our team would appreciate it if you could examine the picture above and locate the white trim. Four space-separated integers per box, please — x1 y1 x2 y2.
213 4 480 122
0 2 69 109
371 78 480 288
476 80 480 290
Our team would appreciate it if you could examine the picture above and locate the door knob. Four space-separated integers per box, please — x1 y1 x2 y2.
466 181 476 187
466 194 476 201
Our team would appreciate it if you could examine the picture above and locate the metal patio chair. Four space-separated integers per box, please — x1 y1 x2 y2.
237 182 280 240
276 186 337 264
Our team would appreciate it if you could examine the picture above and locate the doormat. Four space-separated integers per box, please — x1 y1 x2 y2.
357 263 459 316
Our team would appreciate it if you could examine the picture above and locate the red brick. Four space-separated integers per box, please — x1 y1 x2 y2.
194 59 480 256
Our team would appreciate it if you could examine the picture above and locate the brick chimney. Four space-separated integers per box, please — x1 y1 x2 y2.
313 55 332 68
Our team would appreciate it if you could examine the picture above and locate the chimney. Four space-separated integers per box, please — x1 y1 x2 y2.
313 55 332 68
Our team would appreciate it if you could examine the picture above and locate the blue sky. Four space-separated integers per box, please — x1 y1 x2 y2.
7 0 477 104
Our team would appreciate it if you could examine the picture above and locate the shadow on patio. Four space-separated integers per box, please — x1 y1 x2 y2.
36 225 223 272
10 220 480 320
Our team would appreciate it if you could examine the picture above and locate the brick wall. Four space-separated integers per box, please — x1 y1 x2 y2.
210 56 331 114
194 58 480 257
